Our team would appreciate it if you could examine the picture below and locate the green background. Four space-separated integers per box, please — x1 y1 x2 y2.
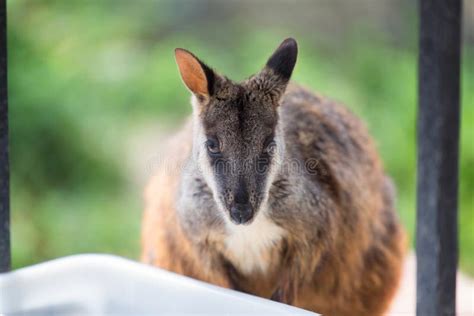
8 0 474 275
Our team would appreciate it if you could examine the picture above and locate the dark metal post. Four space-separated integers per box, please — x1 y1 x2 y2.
0 0 9 272
417 0 462 315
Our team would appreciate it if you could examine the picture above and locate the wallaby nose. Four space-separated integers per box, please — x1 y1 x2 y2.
230 203 253 225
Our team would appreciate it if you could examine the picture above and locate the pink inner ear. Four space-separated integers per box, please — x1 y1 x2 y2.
175 49 209 96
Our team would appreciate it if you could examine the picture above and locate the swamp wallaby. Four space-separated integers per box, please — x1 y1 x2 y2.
141 38 406 315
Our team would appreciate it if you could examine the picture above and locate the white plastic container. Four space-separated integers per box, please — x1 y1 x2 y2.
0 254 317 315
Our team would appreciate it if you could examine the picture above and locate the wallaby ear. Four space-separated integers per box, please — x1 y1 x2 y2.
265 38 298 81
250 38 298 103
175 48 215 98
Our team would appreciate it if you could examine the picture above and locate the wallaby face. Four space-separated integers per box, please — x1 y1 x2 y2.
175 39 297 225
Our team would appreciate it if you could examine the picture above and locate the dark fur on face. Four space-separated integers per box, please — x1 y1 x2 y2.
177 38 298 224
200 79 279 224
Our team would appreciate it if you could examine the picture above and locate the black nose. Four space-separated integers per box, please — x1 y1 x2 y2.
230 203 253 225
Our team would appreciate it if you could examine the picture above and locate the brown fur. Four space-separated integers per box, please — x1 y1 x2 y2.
141 40 406 316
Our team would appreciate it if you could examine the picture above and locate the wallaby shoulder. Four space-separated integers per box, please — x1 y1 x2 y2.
282 83 382 172
279 83 386 211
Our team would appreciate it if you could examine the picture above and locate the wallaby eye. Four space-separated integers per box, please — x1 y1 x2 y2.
206 138 221 155
263 139 277 155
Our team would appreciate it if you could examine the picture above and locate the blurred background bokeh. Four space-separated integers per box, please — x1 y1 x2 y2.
7 0 473 274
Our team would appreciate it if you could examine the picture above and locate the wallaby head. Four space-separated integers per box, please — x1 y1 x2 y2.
175 38 298 226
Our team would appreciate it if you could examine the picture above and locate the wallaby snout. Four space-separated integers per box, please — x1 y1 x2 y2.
228 178 255 225
230 202 253 225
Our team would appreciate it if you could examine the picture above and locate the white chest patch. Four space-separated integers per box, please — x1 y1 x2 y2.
224 213 285 275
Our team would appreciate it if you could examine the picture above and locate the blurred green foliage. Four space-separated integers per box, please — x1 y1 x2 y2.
7 1 474 274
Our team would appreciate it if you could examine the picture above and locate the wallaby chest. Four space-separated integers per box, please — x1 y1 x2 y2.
222 213 285 275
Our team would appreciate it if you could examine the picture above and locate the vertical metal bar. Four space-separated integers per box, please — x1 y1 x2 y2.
0 0 9 272
417 0 462 315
